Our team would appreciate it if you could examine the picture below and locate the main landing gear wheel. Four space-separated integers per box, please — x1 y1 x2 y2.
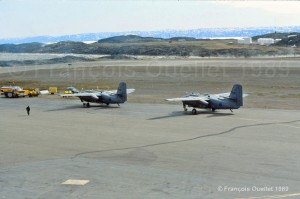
192 109 197 115
183 104 187 112
83 103 90 108
212 108 216 112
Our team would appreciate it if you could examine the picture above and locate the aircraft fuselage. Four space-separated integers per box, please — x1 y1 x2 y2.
184 98 241 110
79 95 125 105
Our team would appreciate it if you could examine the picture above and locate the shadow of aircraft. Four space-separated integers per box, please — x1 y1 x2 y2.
45 104 119 112
148 111 188 120
148 110 234 120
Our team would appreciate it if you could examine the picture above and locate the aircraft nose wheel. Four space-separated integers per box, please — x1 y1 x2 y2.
192 109 197 115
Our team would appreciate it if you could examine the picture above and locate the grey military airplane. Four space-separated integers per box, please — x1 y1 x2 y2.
166 84 247 115
60 82 135 107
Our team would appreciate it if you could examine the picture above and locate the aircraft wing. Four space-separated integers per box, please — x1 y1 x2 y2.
60 92 99 99
166 96 209 105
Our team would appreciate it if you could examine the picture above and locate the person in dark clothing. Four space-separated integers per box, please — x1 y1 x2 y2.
26 106 30 116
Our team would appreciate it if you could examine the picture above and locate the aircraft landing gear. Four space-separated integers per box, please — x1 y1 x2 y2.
212 108 216 112
83 103 90 108
230 109 233 112
117 103 120 106
192 108 197 115
183 103 187 111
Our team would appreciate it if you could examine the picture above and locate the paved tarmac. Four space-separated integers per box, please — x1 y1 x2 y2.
0 96 300 199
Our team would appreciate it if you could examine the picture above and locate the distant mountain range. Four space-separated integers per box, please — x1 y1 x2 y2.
1 26 300 44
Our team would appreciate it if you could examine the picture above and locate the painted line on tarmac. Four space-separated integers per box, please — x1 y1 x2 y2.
62 179 90 185
237 192 300 199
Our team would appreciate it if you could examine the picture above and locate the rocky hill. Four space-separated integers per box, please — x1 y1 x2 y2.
0 42 43 53
97 35 198 43
252 32 300 47
274 34 300 47
252 32 299 40
0 35 299 58
98 35 164 43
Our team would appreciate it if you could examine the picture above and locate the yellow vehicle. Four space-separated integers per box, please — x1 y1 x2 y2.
64 90 72 94
49 87 58 95
1 86 26 98
1 86 11 93
64 87 79 94
62 87 79 97
24 88 39 97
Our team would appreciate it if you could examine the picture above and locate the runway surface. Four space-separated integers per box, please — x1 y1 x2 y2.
0 97 300 199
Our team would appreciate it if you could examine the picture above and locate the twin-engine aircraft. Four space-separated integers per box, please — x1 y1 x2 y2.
61 82 247 113
60 82 135 107
166 84 248 115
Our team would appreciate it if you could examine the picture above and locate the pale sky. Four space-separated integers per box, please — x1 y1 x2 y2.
0 0 299 39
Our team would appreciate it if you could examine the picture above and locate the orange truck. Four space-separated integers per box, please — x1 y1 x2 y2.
1 86 26 98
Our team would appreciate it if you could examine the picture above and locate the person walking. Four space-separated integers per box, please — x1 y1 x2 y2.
26 106 30 116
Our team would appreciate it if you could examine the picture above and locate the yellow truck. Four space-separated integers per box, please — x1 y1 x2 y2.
1 86 26 98
49 87 58 95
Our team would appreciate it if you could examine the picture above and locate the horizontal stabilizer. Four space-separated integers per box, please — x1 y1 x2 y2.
109 88 135 94
126 89 135 94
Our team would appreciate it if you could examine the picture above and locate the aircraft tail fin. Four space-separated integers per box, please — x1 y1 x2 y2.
229 84 243 106
117 82 127 102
